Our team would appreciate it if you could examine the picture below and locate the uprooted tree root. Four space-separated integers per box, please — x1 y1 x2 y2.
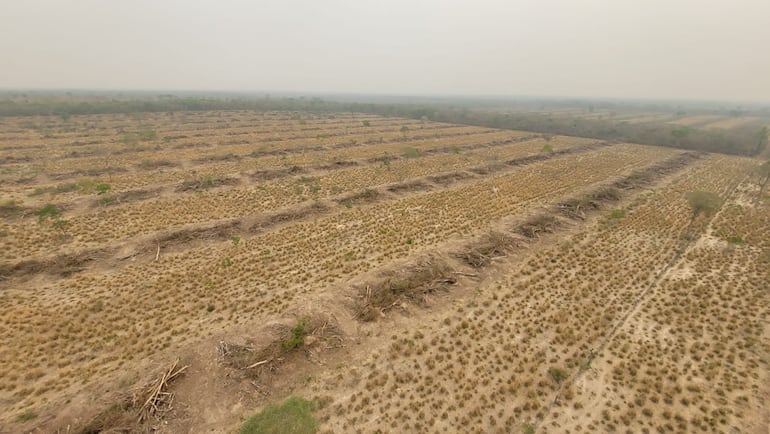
356 260 457 321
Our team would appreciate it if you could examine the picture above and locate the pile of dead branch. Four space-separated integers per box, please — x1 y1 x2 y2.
387 180 432 194
356 260 456 321
136 359 188 423
1 249 102 281
248 201 329 232
77 359 188 433
155 220 240 246
429 171 475 186
516 214 560 238
336 189 382 206
613 152 703 190
557 187 621 220
218 316 344 378
457 232 522 268
94 187 162 208
175 176 239 192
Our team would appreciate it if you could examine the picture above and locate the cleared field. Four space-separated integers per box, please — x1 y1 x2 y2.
666 115 726 127
0 111 767 433
699 116 761 130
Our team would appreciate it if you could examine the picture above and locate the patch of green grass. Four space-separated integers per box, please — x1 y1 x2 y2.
239 396 318 434
610 209 626 219
402 146 420 158
541 143 554 153
16 411 37 422
0 199 22 218
36 204 61 222
726 235 744 244
122 129 157 145
31 182 78 196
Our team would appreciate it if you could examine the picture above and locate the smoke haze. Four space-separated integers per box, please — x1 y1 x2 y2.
2 0 770 102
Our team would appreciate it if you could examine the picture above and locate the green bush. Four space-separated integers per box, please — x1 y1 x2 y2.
283 319 307 350
239 396 318 434
95 183 111 195
548 367 568 384
36 204 61 222
685 191 722 217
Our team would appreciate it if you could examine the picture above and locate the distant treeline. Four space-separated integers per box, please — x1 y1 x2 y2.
371 105 768 156
0 97 334 117
0 96 766 156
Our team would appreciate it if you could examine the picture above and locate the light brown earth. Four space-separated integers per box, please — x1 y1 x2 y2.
0 111 767 433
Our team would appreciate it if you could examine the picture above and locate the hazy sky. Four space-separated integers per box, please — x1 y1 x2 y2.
2 0 770 102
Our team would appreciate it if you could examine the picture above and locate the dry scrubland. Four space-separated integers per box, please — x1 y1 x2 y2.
0 110 767 433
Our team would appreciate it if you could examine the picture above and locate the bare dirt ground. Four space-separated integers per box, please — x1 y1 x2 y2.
0 111 767 433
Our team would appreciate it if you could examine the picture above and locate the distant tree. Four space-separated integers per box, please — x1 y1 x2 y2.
671 127 691 147
685 191 722 239
756 160 770 204
756 126 768 155
686 191 722 218
400 125 409 137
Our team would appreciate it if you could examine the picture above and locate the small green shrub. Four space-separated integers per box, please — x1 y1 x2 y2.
239 396 318 434
548 367 568 384
726 235 744 244
95 183 111 195
541 143 554 153
283 319 307 350
362 120 370 127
